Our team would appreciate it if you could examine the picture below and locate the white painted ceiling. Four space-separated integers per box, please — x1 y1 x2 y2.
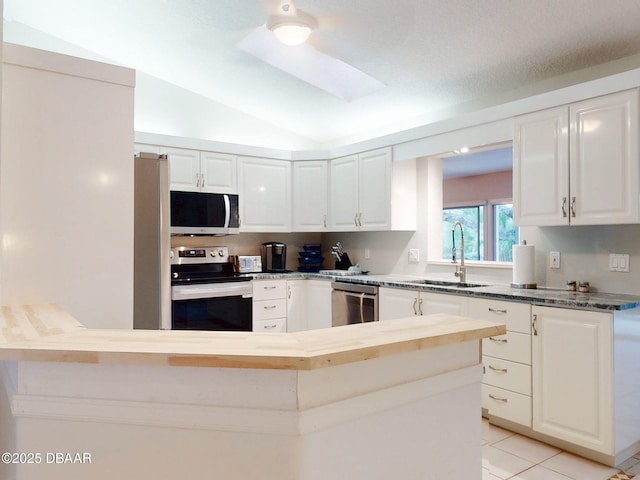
4 0 640 148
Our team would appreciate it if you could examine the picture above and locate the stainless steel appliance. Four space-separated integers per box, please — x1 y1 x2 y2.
170 246 253 331
134 152 172 330
331 281 379 326
170 191 239 235
261 242 288 272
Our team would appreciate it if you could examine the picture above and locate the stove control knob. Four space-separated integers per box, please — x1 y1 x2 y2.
218 250 225 257
172 272 178 279
209 251 216 257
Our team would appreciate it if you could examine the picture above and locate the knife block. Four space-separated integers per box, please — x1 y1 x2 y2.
335 253 352 270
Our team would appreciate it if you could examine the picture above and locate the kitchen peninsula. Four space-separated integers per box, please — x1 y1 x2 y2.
0 304 504 480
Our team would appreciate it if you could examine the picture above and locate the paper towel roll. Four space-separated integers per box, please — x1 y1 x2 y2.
512 243 536 288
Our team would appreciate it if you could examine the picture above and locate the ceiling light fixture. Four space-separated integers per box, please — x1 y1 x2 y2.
268 3 317 46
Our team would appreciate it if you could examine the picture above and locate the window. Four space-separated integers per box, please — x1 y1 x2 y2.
442 201 519 262
442 206 484 260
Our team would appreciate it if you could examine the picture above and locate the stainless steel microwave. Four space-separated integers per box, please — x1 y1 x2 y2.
170 192 240 235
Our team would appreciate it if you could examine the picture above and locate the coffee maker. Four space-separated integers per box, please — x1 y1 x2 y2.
261 242 288 272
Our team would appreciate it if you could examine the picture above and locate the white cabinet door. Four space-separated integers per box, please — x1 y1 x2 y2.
421 292 467 316
286 280 308 332
238 157 291 232
513 106 569 226
200 152 237 193
292 161 328 231
329 155 359 229
358 148 391 230
514 89 639 226
532 306 613 454
328 147 393 231
379 288 467 320
570 90 639 225
306 280 332 330
164 148 237 193
379 287 418 321
164 147 200 192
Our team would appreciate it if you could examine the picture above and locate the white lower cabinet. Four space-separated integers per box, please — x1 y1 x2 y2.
286 279 332 332
468 298 533 428
532 305 613 454
252 280 287 332
305 279 332 330
379 287 467 321
286 280 308 332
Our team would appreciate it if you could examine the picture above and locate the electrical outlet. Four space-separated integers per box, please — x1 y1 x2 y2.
364 248 371 259
549 251 561 269
408 248 420 263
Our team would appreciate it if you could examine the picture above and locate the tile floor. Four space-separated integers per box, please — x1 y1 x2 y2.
482 419 640 480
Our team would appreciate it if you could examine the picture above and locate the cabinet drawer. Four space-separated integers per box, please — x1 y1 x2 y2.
253 299 287 320
253 317 286 333
482 384 532 427
253 281 286 301
468 298 531 334
482 331 531 364
482 355 532 395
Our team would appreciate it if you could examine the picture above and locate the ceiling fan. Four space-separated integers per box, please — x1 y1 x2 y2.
236 1 385 101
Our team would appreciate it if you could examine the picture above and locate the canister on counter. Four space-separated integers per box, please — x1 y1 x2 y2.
578 281 590 293
566 280 576 291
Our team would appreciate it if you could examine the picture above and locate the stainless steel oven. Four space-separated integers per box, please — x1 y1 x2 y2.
171 246 252 331
331 281 379 327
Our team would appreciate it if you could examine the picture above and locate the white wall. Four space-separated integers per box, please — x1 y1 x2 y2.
0 44 135 328
135 73 318 152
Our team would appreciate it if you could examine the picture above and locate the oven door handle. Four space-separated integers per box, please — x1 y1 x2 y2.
172 283 252 301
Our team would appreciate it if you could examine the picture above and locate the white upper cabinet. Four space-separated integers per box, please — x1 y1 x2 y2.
513 107 569 226
292 160 329 231
329 154 360 229
164 147 201 192
238 157 291 232
570 91 639 225
514 89 639 226
163 147 237 193
199 151 237 194
358 148 392 229
328 147 415 231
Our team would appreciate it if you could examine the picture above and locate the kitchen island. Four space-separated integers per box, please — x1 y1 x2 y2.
0 304 504 480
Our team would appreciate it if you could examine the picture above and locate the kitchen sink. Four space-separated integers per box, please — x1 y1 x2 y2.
398 279 485 288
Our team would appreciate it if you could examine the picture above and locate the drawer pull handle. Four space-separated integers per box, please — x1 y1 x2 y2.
488 365 508 373
264 324 277 330
263 286 277 290
489 337 507 343
263 305 277 310
488 308 507 314
489 394 508 403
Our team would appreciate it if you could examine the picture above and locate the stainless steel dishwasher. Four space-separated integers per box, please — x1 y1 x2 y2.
331 281 379 326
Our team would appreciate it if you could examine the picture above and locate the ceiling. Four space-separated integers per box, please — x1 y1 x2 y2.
4 0 640 148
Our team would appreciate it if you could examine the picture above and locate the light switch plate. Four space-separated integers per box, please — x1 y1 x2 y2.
549 251 560 269
609 253 630 272
408 248 420 263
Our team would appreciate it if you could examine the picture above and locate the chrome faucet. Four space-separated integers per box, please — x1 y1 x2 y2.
451 221 466 283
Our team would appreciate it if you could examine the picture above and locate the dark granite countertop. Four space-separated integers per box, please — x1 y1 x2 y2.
248 272 640 311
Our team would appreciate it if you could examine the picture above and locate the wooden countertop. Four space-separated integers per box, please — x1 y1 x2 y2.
0 304 505 370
